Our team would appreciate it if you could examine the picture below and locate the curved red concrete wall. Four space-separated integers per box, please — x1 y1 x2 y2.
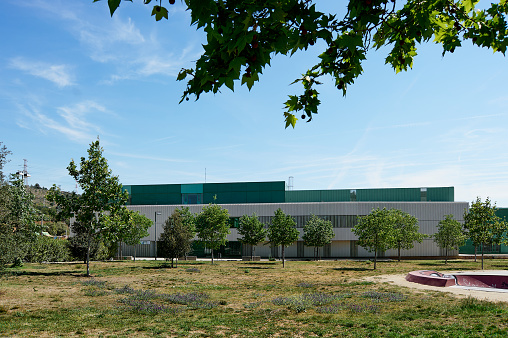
455 274 508 289
405 270 456 287
406 270 508 289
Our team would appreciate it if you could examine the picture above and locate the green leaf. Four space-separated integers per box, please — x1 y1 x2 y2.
151 5 168 21
225 77 234 91
284 112 297 129
108 0 121 16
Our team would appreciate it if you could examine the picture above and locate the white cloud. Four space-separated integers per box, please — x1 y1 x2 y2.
10 57 74 87
17 101 108 143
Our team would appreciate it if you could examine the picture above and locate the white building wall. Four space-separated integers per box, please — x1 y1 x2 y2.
125 201 468 258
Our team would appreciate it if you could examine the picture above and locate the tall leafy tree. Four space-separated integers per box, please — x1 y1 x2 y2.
101 1 508 127
390 209 424 261
352 208 394 270
104 209 152 261
0 175 38 268
434 214 467 264
0 142 11 184
195 203 230 264
267 208 299 268
159 208 196 268
464 197 507 269
238 213 266 260
302 214 334 260
47 139 129 276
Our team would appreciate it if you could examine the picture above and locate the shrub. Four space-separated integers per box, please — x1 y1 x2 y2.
25 236 70 263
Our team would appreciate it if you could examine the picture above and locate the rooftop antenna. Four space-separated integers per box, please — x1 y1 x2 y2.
287 176 294 191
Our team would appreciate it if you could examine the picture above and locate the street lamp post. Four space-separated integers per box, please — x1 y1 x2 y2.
154 211 161 260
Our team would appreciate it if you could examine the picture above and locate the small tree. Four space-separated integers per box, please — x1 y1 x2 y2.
47 139 129 276
267 208 299 268
195 203 230 264
302 215 334 260
238 213 266 260
352 208 393 270
118 210 152 261
464 197 507 269
159 208 195 268
390 209 424 262
434 214 467 264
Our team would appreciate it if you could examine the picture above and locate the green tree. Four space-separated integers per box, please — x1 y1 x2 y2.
195 203 230 264
104 209 152 261
267 208 299 268
0 175 39 268
67 221 109 263
352 208 393 270
100 1 508 128
159 208 196 267
390 209 424 262
302 214 334 260
47 139 129 276
238 213 266 260
0 142 11 184
434 214 467 264
464 197 507 269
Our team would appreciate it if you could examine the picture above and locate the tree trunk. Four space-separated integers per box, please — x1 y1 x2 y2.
86 232 91 277
171 257 174 268
398 244 401 262
445 247 448 264
474 246 477 262
211 248 214 265
374 248 377 270
251 244 254 261
282 246 285 268
481 243 484 270
134 246 136 262
119 241 123 260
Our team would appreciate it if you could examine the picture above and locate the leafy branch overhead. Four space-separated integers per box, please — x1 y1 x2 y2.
98 0 508 127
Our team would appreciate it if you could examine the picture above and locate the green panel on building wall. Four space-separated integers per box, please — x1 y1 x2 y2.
202 181 284 204
459 239 508 254
496 208 508 221
181 184 203 194
427 187 454 201
320 190 350 202
356 188 421 201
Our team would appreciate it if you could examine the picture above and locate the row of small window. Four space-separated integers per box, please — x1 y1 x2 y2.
228 215 359 229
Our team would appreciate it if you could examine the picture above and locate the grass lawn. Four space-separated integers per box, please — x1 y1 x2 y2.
1 258 508 337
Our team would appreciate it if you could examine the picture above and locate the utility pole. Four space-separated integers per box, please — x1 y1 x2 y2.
16 159 31 185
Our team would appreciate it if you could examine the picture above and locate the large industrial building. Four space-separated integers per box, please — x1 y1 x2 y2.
120 181 470 259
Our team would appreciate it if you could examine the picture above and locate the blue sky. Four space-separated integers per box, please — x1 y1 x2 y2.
1 0 507 206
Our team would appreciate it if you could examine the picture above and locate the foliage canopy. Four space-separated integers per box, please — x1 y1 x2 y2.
433 214 466 264
238 213 266 258
98 0 508 127
47 139 129 276
464 197 507 269
267 208 299 267
302 214 334 260
159 208 196 267
195 203 230 264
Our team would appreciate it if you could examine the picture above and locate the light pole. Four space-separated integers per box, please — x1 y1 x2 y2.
154 211 161 260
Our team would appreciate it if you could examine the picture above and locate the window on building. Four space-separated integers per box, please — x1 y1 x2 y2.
182 193 203 204
229 217 240 228
420 188 427 201
350 189 357 201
